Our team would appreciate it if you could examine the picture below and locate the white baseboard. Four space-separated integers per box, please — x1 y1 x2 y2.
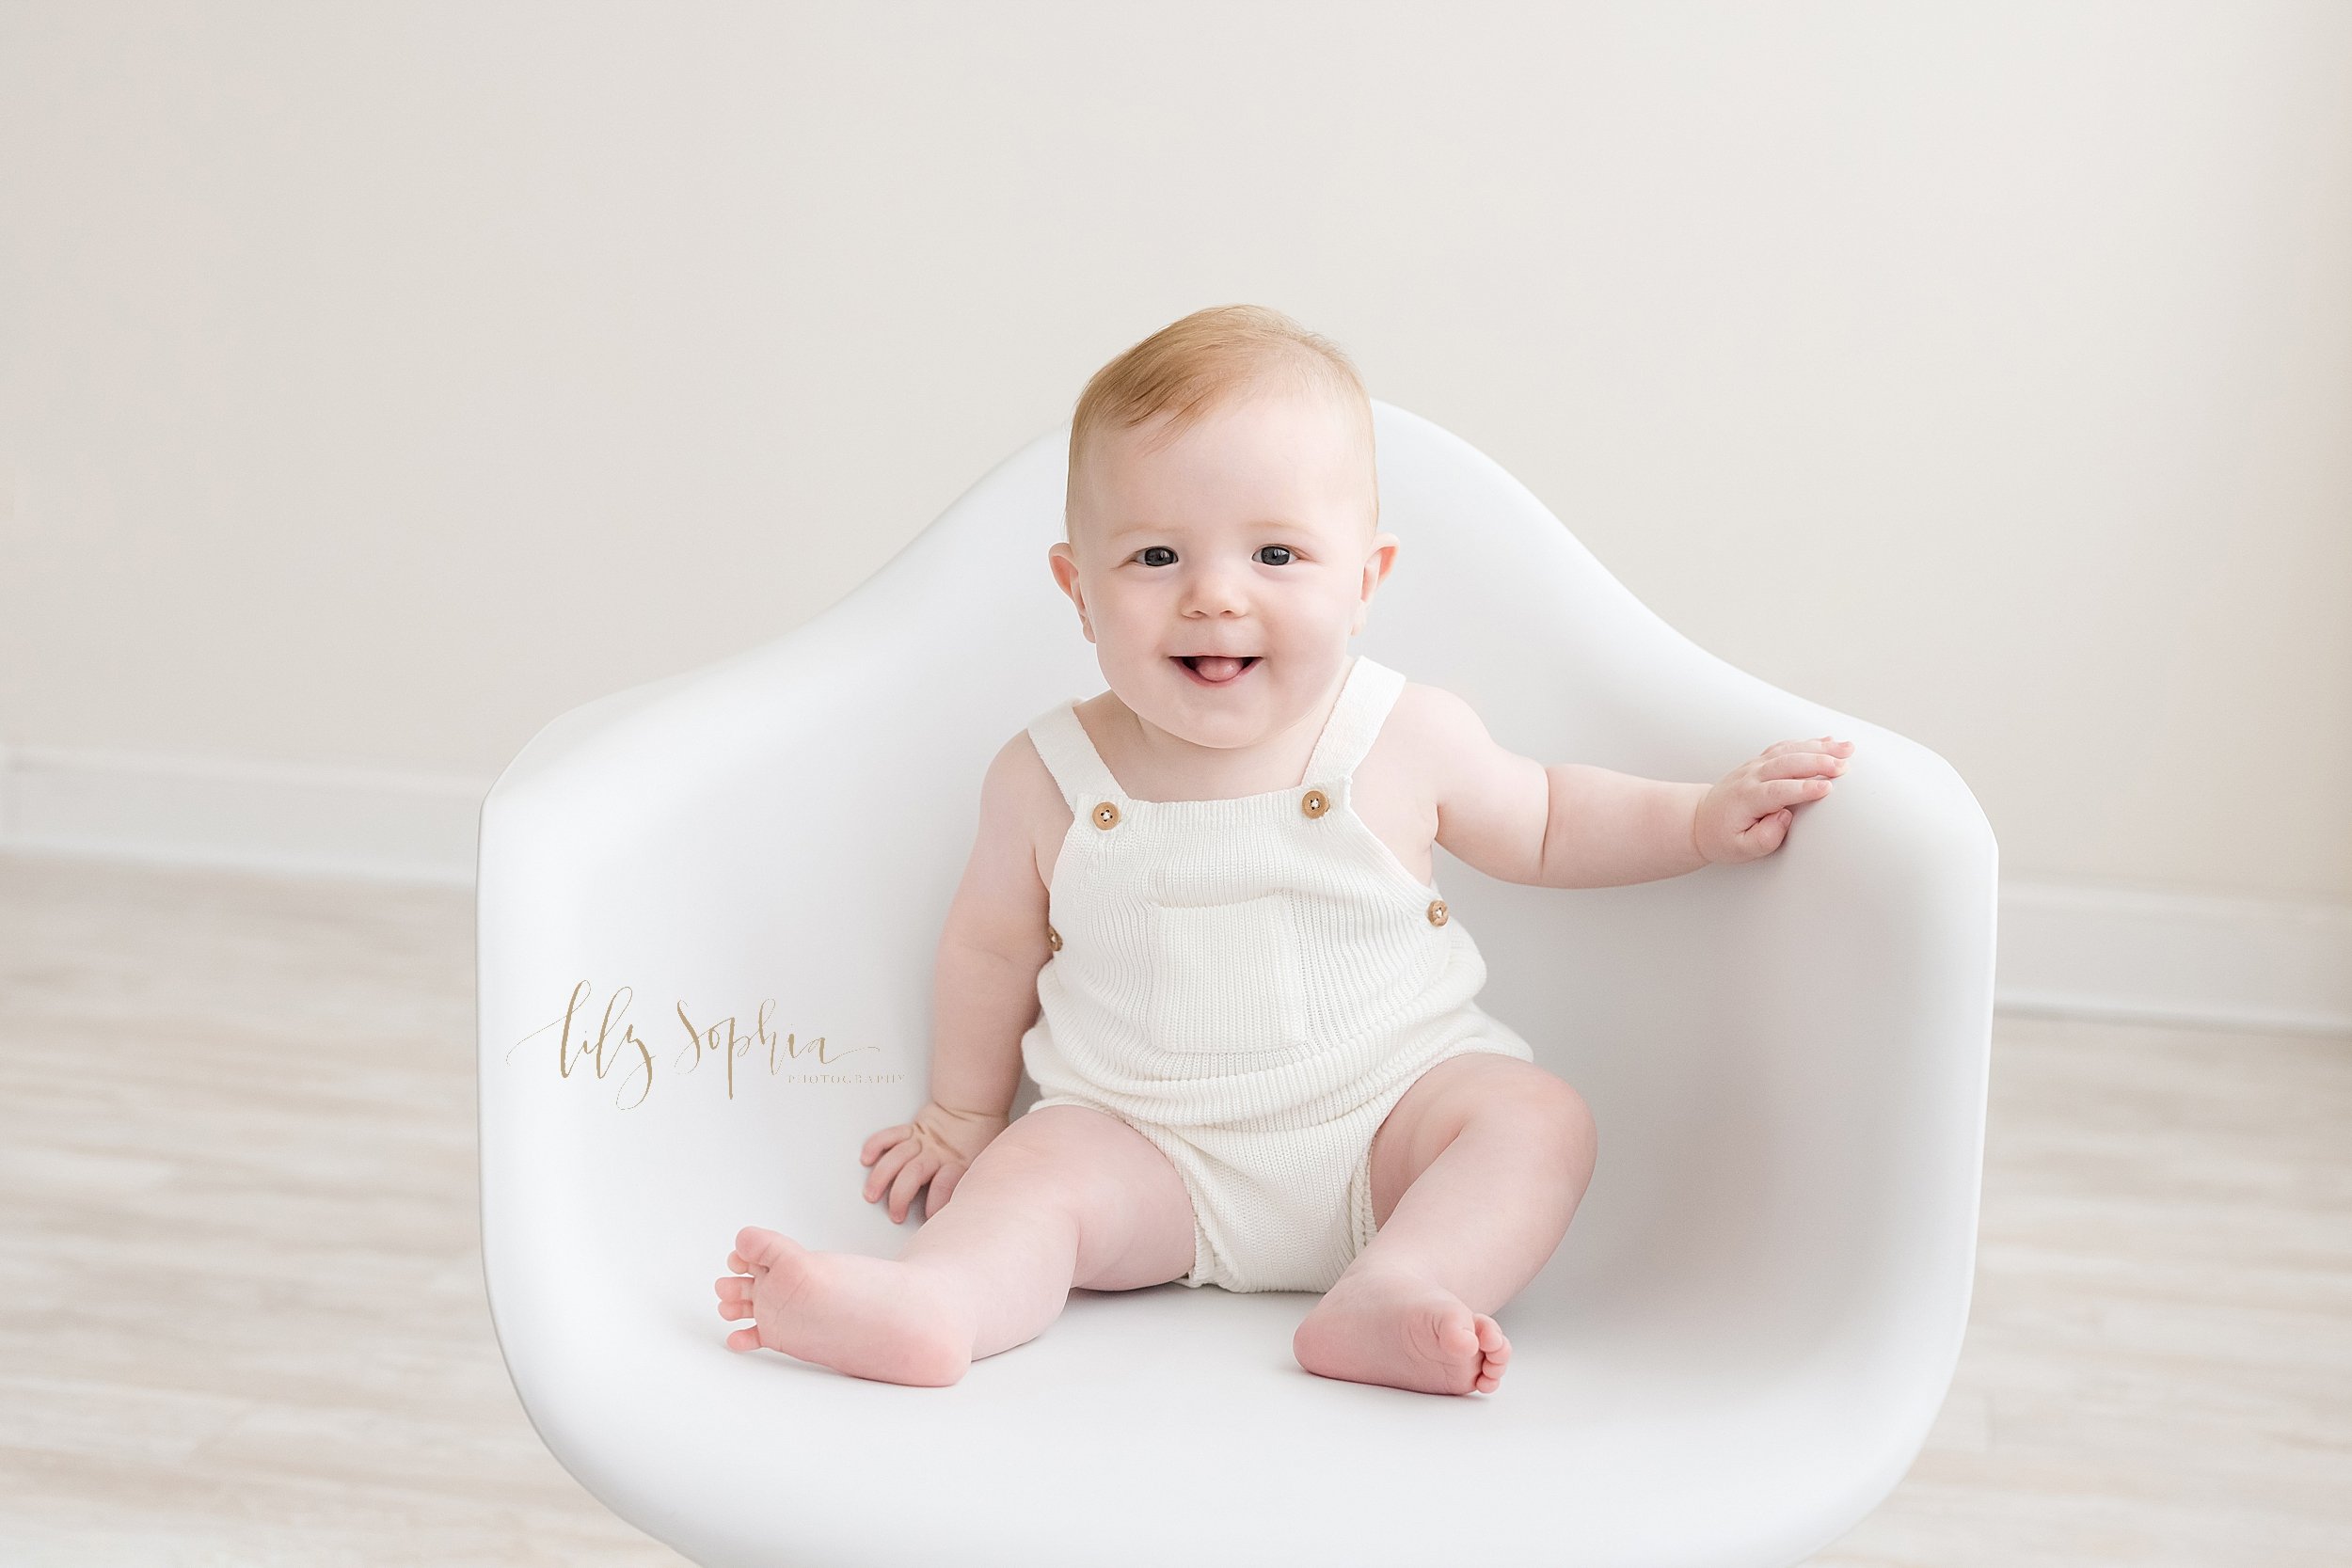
1995 879 2350 1038
2 742 2344 1037
0 741 485 887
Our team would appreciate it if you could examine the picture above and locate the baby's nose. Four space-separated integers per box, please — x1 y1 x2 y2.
1181 582 1250 614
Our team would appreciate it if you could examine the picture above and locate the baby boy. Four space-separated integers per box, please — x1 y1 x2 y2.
715 305 1852 1396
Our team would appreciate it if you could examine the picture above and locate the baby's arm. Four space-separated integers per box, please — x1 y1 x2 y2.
928 734 1057 1117
1416 688 1853 889
859 734 1056 1221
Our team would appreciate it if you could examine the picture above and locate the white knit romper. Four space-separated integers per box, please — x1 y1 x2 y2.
1017 652 1537 1294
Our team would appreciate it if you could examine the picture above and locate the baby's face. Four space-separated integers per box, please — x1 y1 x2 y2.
1050 386 1398 756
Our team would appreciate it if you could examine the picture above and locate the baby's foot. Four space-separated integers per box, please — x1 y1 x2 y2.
715 1226 975 1386
1292 1263 1511 1395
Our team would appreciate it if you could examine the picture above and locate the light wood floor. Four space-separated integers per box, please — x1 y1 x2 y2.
1 849 2345 1566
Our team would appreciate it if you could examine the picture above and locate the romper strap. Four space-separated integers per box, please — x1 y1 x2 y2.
1025 701 1124 808
1304 653 1408 783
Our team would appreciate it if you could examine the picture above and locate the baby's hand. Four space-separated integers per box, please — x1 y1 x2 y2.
1693 735 1855 864
859 1101 1009 1223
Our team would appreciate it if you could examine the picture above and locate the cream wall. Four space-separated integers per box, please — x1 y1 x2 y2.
2 7 2346 935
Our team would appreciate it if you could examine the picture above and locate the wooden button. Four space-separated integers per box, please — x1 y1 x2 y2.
1426 898 1448 927
1091 800 1120 830
1046 923 1062 951
1300 788 1329 818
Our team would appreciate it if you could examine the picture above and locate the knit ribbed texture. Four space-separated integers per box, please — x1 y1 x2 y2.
1019 653 1535 1293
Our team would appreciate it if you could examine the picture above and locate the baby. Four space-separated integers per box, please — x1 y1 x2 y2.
715 305 1852 1396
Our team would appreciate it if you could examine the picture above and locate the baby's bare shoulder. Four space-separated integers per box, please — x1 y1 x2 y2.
1397 677 1485 727
988 728 1077 888
984 728 1071 863
1352 680 1468 837
938 730 1066 961
1378 680 1486 784
1383 678 1545 819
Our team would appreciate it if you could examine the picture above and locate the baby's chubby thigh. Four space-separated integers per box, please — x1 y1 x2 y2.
977 1103 1197 1291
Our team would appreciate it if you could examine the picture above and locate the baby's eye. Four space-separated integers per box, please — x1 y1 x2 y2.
1132 544 1297 567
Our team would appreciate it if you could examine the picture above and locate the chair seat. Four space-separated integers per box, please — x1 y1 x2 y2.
501 1270 1944 1567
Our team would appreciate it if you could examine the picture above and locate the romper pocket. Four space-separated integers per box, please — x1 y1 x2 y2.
1144 894 1311 1060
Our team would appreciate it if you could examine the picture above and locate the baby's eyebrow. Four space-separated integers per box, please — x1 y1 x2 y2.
1106 518 1317 542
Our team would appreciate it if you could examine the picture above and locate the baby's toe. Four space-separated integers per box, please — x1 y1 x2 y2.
724 1325 762 1354
735 1226 797 1272
1470 1314 1511 1391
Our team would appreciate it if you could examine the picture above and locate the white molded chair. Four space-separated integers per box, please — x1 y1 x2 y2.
477 401 1996 1568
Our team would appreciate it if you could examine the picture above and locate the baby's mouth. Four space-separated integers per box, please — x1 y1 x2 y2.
1174 655 1260 687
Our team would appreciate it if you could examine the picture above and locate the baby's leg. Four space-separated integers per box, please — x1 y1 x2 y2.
716 1104 1195 1386
1295 1053 1596 1396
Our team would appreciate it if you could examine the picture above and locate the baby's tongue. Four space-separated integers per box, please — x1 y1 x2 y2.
1193 656 1248 682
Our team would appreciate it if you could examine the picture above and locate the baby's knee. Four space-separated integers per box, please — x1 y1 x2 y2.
1536 1079 1597 1183
1538 1075 1595 1144
1483 1072 1597 1183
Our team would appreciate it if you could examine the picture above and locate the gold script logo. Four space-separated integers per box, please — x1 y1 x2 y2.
506 980 894 1110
